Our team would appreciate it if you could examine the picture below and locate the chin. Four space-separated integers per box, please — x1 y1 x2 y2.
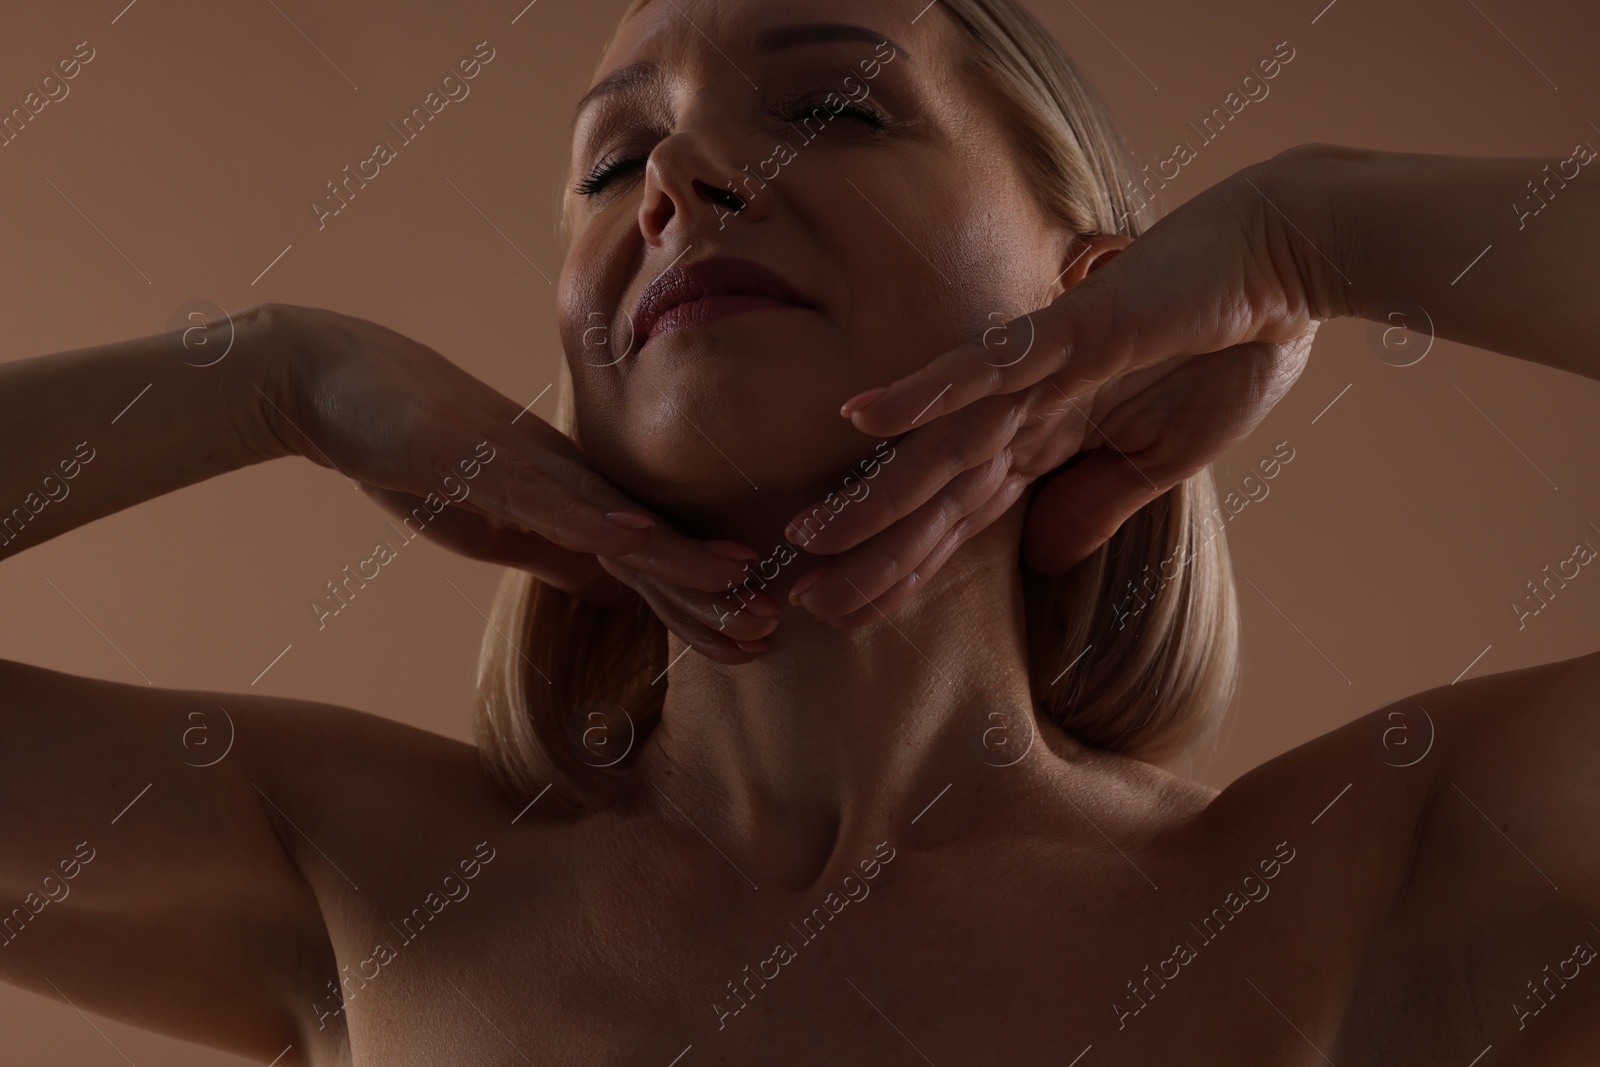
575 325 888 539
592 427 882 545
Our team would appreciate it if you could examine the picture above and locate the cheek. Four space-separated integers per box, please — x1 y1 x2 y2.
557 222 649 454
558 225 636 368
933 163 1059 315
829 167 1053 380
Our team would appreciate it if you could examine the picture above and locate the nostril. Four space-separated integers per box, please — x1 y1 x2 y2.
695 179 744 213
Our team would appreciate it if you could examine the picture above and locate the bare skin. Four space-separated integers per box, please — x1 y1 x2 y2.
3 0 1600 1064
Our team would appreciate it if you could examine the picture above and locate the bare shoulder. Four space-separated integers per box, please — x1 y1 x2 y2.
1225 649 1600 1064
1417 647 1600 881
0 651 520 855
1349 650 1600 1061
0 654 521 1064
232 679 522 839
1172 685 1442 877
1192 651 1599 915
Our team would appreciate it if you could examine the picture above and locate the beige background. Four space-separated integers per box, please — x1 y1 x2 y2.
3 0 1600 1061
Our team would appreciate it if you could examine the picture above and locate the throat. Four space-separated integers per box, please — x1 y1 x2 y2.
634 533 1041 889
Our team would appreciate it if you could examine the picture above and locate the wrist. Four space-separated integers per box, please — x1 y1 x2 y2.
221 302 309 463
1248 142 1368 323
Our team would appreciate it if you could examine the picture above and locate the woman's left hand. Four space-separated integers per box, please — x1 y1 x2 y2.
781 154 1331 623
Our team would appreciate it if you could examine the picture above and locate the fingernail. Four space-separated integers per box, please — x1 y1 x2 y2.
745 594 783 618
784 517 818 546
840 386 887 418
605 511 655 530
736 639 768 653
788 564 829 604
706 539 760 561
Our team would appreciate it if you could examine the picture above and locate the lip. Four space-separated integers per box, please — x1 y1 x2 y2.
631 255 815 348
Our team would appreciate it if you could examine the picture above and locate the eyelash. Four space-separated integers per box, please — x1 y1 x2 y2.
574 93 891 197
574 152 649 197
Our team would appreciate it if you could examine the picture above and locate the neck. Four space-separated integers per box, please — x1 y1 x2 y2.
636 505 1052 888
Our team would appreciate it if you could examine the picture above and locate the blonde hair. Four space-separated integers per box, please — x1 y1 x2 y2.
474 0 1240 817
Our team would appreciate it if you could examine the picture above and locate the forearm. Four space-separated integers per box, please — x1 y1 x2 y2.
1269 142 1600 380
0 304 293 559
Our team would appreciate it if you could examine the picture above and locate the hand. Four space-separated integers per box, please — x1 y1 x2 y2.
782 153 1328 622
252 303 781 662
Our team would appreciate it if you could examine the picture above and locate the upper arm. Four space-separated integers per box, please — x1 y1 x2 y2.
0 655 339 1064
1422 649 1600 905
1397 650 1600 1051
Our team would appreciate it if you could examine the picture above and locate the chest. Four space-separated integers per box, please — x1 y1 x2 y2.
311 832 1390 1066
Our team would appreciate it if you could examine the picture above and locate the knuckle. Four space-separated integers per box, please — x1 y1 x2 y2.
980 446 1013 484
858 547 907 591
507 461 584 528
935 432 971 476
489 461 544 520
569 465 616 507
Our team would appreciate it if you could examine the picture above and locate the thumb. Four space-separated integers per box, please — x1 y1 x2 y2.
1022 450 1169 573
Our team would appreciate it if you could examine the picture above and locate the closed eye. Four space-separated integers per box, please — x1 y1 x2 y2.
775 89 890 130
575 153 648 197
574 91 891 198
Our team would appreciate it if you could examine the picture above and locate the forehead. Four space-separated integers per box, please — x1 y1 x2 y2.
591 0 952 87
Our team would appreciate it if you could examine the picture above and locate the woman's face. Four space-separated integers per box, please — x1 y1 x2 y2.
559 0 1073 544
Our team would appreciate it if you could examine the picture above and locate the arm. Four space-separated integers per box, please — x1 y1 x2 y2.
1273 145 1600 1054
0 302 777 658
0 306 337 1060
0 300 781 1060
775 142 1600 604
0 660 343 1062
1266 141 1600 380
1333 650 1600 1059
0 304 291 559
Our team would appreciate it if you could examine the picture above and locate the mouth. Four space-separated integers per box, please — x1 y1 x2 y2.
631 255 816 348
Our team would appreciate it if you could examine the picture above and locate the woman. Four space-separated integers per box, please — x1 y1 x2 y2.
1 0 1596 1062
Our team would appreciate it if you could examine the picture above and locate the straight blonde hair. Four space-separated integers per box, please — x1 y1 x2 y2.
473 0 1240 817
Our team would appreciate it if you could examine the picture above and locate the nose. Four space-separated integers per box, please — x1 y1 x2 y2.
638 130 773 245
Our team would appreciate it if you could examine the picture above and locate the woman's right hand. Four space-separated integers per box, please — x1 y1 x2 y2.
781 147 1343 620
249 303 780 663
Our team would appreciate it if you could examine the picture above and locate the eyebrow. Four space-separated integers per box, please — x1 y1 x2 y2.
758 23 910 60
573 61 658 121
573 23 910 120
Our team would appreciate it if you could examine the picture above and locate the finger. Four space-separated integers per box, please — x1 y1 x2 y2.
495 419 771 590
471 528 640 609
1017 338 1304 574
561 562 645 611
432 411 765 594
784 394 1033 557
793 451 1019 617
362 484 617 581
477 449 757 594
359 483 641 608
661 579 783 643
446 443 657 558
839 271 1125 436
624 572 770 663
595 555 777 650
818 472 1029 628
1022 449 1176 573
609 529 770 597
